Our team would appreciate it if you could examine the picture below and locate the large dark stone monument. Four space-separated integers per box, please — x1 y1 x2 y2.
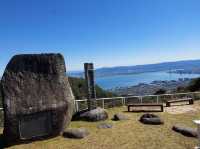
1 53 74 143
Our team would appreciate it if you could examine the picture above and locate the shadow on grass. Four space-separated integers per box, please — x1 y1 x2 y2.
71 109 89 121
0 133 62 149
0 134 5 149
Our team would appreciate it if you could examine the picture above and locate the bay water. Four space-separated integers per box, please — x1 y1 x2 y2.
96 72 200 89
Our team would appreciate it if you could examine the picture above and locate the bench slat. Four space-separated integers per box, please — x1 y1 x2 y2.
166 98 193 107
167 98 192 103
128 103 163 106
127 103 163 112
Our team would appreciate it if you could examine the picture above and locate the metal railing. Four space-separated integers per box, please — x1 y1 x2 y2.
74 91 200 112
0 91 200 126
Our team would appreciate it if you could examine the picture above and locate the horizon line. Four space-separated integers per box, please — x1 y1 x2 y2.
69 58 200 72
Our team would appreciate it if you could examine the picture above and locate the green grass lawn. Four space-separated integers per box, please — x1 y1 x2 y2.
2 102 200 149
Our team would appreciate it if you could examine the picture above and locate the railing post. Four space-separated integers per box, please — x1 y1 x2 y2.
191 92 195 101
74 100 77 112
123 97 126 106
102 99 104 109
157 96 159 103
171 94 174 101
76 100 79 112
140 96 143 103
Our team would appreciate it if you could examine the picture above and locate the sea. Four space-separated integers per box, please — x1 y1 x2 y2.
95 72 200 90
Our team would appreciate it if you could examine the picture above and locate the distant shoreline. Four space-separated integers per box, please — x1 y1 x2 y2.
69 59 200 78
69 71 200 79
111 78 193 96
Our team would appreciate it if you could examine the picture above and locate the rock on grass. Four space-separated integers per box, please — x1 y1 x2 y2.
140 113 164 125
63 128 89 139
97 123 113 129
172 125 197 138
112 113 129 121
79 108 108 122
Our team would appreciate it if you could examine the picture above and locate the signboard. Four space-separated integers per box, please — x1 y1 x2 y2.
19 111 52 140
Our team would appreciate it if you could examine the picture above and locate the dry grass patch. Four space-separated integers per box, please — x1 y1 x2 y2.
2 101 200 149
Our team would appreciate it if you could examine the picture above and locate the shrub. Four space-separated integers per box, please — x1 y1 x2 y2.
187 78 200 92
154 89 166 95
68 77 117 100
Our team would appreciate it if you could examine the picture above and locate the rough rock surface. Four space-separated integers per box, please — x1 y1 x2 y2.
79 108 108 122
172 125 197 138
63 128 89 139
112 113 129 121
139 113 164 125
1 53 74 143
97 123 113 129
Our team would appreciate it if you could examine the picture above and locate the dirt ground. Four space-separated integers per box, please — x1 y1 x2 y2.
165 102 200 114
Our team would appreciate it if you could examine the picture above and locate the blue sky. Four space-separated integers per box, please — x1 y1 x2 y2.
0 0 200 74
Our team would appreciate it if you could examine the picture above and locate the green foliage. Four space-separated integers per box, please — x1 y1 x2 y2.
95 85 116 98
0 82 3 127
0 93 1 107
0 92 1 103
176 86 188 93
68 77 117 100
154 89 166 95
68 77 88 100
187 77 200 92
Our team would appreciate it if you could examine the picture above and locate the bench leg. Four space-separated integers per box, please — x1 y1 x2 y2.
189 99 194 105
161 106 164 112
128 106 130 112
166 102 170 107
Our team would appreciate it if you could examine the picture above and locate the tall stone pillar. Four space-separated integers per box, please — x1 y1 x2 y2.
84 63 97 110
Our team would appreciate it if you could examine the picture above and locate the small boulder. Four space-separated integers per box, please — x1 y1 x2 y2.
79 108 108 122
172 125 197 138
140 113 164 125
97 123 113 129
112 113 129 121
63 128 89 139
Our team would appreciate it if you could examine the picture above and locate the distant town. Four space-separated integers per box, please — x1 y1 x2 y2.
111 78 192 96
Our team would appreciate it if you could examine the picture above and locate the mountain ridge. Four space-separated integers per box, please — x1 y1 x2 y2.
69 59 200 78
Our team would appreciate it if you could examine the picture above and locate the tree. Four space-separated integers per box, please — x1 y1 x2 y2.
154 89 166 95
68 77 116 100
187 78 200 92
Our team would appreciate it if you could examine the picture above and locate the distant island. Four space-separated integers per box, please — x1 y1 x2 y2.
69 59 200 78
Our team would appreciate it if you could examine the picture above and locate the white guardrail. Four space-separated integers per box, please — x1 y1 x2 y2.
74 91 200 112
0 92 200 113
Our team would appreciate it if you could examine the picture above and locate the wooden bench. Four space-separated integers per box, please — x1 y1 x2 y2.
127 103 164 112
166 98 193 107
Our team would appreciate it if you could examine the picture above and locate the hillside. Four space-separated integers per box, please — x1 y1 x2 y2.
177 77 200 93
68 77 116 100
69 59 200 77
